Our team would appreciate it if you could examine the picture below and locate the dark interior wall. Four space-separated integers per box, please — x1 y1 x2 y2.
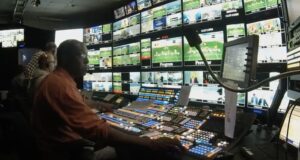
0 25 55 90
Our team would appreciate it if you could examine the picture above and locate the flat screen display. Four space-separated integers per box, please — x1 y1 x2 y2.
137 0 152 10
226 23 246 42
0 29 24 48
83 73 112 92
114 7 126 19
125 1 138 15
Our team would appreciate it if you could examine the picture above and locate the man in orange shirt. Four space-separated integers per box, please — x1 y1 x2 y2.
32 40 184 160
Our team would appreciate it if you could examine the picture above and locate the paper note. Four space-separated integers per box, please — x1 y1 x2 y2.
224 87 238 138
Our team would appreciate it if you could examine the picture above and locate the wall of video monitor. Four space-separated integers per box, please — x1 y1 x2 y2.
81 0 287 109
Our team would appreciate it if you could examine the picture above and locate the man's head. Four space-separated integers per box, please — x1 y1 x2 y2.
56 40 88 78
45 42 57 55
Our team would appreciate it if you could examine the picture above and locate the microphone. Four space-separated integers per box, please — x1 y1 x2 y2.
183 28 202 47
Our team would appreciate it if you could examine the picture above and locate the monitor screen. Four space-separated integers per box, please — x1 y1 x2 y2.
153 71 182 88
125 1 138 15
222 0 243 11
113 82 122 94
55 28 83 46
83 25 102 45
141 10 154 33
87 49 100 66
130 72 141 95
184 31 224 66
83 73 112 92
102 23 112 34
113 14 140 40
99 47 112 69
226 23 246 42
152 36 182 68
189 86 224 104
183 3 222 25
279 101 300 148
113 42 140 67
244 0 280 14
247 88 276 109
114 7 126 19
18 48 40 65
141 72 156 87
247 18 287 63
0 29 24 48
137 0 152 10
141 38 151 68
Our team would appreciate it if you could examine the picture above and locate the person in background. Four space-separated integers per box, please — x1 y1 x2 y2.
44 42 57 72
32 40 185 160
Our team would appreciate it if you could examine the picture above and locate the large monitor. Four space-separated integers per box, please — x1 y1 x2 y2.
152 36 182 68
0 29 24 48
244 0 280 15
183 1 222 25
247 18 287 63
141 0 181 33
113 42 140 67
83 23 112 45
141 71 182 88
184 31 224 66
279 100 300 149
55 28 83 46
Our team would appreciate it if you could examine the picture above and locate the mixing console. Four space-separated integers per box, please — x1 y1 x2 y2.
96 87 254 159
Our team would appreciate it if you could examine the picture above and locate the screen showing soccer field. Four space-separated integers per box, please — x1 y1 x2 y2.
244 0 280 14
226 23 245 42
183 4 222 25
141 10 154 33
113 72 122 82
83 73 112 92
113 82 122 94
87 50 100 66
141 72 156 87
222 0 243 11
0 29 24 48
152 36 182 67
102 24 111 34
184 31 224 66
99 47 112 68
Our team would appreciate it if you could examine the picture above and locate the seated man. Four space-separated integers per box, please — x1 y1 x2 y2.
32 40 184 160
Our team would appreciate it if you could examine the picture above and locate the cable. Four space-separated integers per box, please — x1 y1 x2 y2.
194 45 300 93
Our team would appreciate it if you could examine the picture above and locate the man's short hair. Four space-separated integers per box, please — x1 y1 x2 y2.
56 40 86 67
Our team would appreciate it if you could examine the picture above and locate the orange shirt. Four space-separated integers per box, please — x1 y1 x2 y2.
32 68 109 149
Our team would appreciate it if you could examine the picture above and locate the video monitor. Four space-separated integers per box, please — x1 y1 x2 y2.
113 72 122 82
152 36 182 68
184 71 204 86
189 86 224 104
247 88 276 109
183 4 222 25
113 14 140 40
125 1 138 15
130 72 141 95
0 29 24 48
102 24 112 34
137 0 152 10
183 0 201 11
153 17 167 30
55 28 83 46
128 42 140 54
114 7 126 19
87 49 100 67
226 23 246 42
247 18 286 63
18 48 40 65
153 71 183 88
83 73 112 92
99 47 112 69
113 82 122 94
83 25 102 45
166 13 182 27
165 0 181 14
222 0 243 11
130 72 141 83
141 38 151 68
152 0 167 5
141 10 154 33
130 83 141 95
141 72 156 87
279 100 300 149
184 31 224 66
113 42 140 67
244 0 280 14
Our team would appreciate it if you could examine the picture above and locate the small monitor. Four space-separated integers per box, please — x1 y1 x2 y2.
279 100 300 148
0 29 24 48
125 1 137 15
114 7 126 19
221 35 259 88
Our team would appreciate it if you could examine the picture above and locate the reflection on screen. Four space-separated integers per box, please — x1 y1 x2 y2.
280 102 300 148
